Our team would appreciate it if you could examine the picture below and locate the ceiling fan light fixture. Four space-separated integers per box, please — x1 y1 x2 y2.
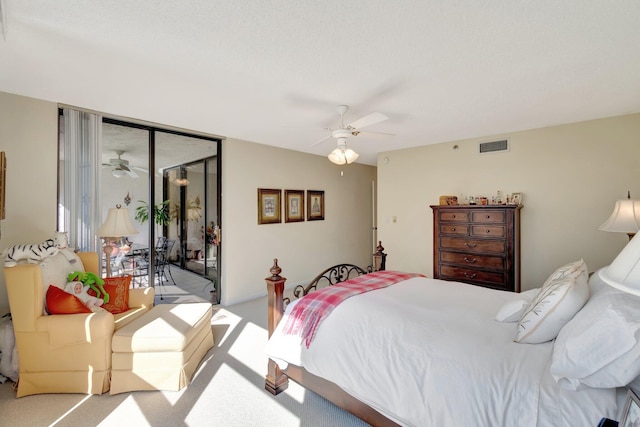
344 148 359 164
174 168 189 186
328 147 359 165
112 168 126 178
313 104 389 164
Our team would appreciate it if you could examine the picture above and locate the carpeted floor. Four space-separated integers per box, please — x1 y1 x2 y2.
0 293 370 426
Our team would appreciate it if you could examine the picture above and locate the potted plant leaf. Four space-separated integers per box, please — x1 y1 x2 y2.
135 200 171 234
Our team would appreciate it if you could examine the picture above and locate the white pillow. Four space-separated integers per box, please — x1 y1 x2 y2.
495 288 540 322
588 267 609 295
551 287 640 390
40 249 84 314
515 260 589 344
542 259 587 287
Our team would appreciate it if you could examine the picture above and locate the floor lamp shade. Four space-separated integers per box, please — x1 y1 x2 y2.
97 205 138 238
600 233 640 296
97 205 138 278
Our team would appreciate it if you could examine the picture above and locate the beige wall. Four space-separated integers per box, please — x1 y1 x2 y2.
0 92 59 314
221 138 376 305
377 113 640 291
0 90 376 312
3 88 636 312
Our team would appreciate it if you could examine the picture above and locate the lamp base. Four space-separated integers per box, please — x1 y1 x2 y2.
103 239 115 278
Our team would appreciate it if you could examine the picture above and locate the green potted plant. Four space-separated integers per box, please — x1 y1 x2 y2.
134 200 171 232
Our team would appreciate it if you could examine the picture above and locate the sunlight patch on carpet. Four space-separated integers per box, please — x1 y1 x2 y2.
227 321 269 375
210 308 242 346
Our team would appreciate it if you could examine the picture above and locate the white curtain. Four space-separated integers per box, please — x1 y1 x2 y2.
58 108 102 252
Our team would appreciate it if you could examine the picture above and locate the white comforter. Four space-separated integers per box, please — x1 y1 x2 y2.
265 276 621 427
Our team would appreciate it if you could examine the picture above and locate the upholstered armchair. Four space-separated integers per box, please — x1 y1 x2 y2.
4 251 154 397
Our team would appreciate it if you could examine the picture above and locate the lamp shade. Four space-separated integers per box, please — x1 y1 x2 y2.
598 198 640 234
600 233 640 296
97 205 138 238
328 148 359 165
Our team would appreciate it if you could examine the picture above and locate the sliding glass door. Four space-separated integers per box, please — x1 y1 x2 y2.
163 155 219 303
61 112 222 302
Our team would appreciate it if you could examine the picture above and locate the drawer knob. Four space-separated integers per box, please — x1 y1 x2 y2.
486 229 491 233
464 257 477 264
463 272 477 279
465 243 477 248
451 227 456 232
452 214 456 218
486 215 491 219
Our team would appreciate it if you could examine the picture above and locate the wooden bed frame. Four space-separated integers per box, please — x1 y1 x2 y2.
265 242 400 427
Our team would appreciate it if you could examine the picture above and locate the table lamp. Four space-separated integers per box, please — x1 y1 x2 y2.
599 232 640 296
97 204 138 277
598 191 640 240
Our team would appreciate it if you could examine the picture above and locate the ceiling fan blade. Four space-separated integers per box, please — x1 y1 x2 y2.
311 134 332 147
347 112 388 130
132 166 149 174
357 130 396 137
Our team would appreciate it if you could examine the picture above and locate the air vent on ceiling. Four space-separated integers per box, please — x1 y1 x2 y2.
478 139 509 154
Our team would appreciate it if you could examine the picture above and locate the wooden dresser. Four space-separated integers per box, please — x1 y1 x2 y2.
431 205 521 292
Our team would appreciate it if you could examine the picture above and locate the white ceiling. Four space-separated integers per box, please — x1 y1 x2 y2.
1 1 639 165
101 122 217 173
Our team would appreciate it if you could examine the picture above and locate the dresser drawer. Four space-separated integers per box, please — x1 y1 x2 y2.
439 224 469 235
471 210 505 223
470 225 506 238
439 251 504 270
439 211 469 222
440 237 505 254
439 265 505 287
432 204 521 292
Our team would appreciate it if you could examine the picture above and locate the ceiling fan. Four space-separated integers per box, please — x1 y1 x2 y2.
312 105 391 165
102 150 146 178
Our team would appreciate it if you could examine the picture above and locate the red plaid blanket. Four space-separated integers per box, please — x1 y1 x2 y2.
281 270 426 348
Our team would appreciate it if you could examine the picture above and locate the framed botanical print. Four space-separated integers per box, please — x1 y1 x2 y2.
284 190 305 223
307 190 324 221
258 188 281 224
0 152 5 220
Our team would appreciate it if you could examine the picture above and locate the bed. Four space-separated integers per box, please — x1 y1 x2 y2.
264 245 640 426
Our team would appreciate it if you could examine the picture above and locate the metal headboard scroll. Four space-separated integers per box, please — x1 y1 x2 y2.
282 241 387 306
283 263 367 306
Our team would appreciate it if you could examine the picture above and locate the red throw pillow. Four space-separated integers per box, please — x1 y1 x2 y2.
88 276 131 314
46 285 92 314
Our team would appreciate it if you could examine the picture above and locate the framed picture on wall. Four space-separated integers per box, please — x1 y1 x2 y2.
0 152 5 220
284 190 305 223
307 190 324 221
258 188 281 224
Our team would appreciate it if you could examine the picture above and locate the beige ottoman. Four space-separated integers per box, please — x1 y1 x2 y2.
110 303 214 394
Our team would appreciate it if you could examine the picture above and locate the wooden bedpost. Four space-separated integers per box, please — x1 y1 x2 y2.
373 241 387 271
265 258 289 395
